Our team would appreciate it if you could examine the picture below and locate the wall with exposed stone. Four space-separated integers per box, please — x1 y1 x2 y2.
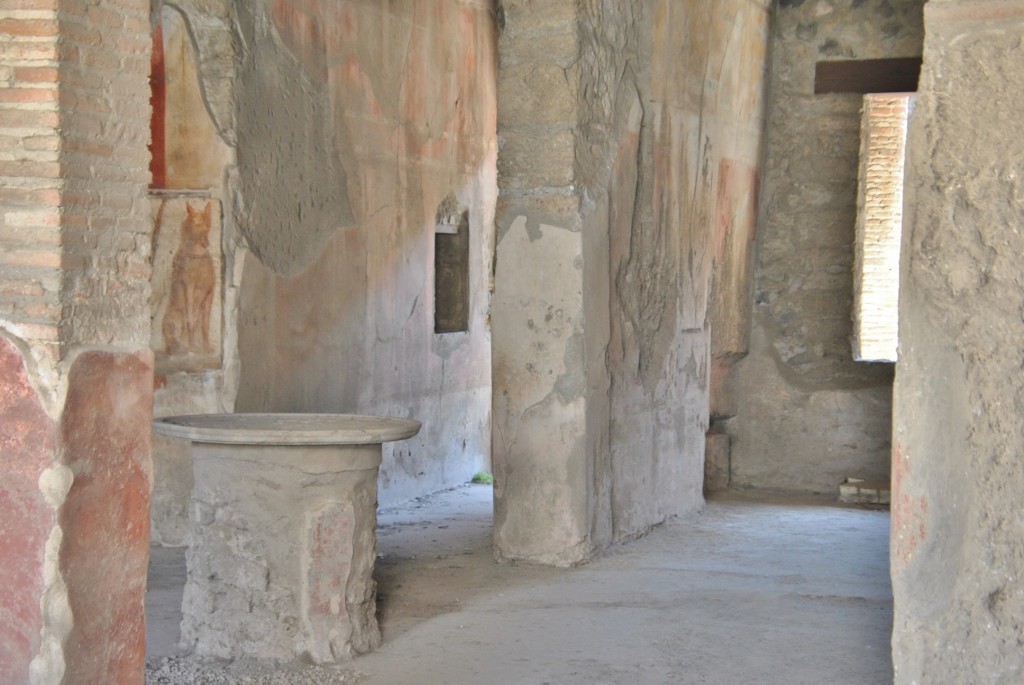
493 0 770 565
0 1 154 683
726 0 924 495
230 1 497 506
892 2 1024 682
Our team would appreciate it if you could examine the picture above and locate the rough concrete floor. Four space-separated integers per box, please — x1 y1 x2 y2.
146 485 893 684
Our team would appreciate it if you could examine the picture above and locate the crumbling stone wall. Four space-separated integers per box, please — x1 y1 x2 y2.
0 1 154 683
892 2 1024 682
232 1 498 505
728 0 924 494
493 0 770 564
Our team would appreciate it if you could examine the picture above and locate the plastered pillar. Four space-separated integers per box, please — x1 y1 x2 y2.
492 0 597 566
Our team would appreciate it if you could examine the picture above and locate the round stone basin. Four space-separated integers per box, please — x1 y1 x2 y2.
152 413 421 663
153 412 422 446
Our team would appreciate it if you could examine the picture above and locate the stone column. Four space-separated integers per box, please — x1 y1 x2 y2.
892 2 1024 682
492 0 598 566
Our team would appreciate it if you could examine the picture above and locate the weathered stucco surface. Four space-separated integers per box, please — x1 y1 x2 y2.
493 0 770 564
892 2 1024 682
233 1 497 506
728 0 924 494
613 1 769 526
147 1 495 533
183 443 382 662
492 0 591 566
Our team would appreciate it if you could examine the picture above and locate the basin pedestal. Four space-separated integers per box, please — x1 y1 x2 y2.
153 414 421 663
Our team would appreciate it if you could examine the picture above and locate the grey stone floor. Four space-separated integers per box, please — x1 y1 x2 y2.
147 486 893 684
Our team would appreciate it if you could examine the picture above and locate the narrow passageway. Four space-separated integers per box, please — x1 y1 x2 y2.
146 488 892 684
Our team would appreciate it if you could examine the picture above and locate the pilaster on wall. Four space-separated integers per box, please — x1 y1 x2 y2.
0 1 154 684
58 0 153 351
493 0 771 564
893 2 1024 682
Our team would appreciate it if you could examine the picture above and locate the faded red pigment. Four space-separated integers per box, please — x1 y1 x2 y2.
0 337 57 685
891 440 929 576
59 350 153 685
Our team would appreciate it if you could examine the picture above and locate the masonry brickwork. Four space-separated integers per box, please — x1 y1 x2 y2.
853 94 911 363
0 2 62 363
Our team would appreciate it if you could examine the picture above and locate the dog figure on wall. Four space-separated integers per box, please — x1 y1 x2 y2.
162 201 215 355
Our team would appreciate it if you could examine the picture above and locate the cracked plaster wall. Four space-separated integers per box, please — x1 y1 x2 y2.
892 2 1024 682
493 0 770 564
728 0 924 494
231 0 498 506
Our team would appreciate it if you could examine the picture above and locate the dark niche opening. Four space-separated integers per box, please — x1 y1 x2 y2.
434 195 470 334
814 57 922 95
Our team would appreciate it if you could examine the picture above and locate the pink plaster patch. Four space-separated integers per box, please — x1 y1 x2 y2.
305 502 354 644
59 349 153 685
710 158 760 360
271 0 327 83
891 441 928 576
0 337 56 685
307 504 353 617
715 158 758 261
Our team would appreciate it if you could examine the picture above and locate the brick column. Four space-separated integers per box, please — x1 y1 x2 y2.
0 2 154 683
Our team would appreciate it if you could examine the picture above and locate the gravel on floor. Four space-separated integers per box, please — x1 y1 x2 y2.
145 655 365 685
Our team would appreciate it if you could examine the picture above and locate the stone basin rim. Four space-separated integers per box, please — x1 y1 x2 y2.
153 412 422 446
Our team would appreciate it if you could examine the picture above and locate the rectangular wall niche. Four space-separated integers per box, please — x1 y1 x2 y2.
815 57 922 95
434 196 470 334
853 94 913 362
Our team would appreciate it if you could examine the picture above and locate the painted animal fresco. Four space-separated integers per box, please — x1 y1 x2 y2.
162 201 216 354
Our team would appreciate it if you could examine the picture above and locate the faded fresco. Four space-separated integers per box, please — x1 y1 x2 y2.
150 197 222 372
232 1 498 505
491 0 771 561
147 3 236 544
150 5 232 190
605 0 770 531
